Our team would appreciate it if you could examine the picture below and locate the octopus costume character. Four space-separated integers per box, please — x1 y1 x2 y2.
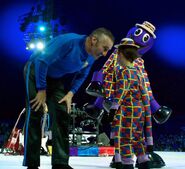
85 21 172 124
85 21 171 168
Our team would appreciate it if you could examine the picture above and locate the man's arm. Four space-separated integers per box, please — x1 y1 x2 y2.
31 36 72 110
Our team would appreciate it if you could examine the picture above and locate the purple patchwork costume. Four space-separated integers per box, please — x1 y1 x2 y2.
109 62 152 165
101 51 153 165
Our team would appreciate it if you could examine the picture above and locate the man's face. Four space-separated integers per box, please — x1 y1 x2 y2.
90 35 113 60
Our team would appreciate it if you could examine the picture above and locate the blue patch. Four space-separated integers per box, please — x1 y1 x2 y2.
154 25 185 67
0 3 33 62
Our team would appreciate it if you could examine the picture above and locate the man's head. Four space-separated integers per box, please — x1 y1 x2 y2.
126 21 156 55
86 27 114 60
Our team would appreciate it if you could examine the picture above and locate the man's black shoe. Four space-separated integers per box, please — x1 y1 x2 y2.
52 164 73 169
27 167 39 169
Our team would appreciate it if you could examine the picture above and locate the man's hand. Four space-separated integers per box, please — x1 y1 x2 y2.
30 90 46 111
58 91 74 114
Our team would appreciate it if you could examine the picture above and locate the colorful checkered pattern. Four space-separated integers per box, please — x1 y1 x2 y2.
101 51 154 101
134 58 154 101
101 50 117 98
100 49 152 160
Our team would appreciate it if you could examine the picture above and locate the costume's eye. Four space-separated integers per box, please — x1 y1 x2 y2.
134 28 143 36
142 33 150 43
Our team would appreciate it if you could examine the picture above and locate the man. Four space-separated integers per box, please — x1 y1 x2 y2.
23 27 114 169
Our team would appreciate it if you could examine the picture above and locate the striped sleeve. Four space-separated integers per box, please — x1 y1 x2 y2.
114 68 130 105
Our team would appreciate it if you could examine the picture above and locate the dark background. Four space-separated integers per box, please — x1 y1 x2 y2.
0 0 185 134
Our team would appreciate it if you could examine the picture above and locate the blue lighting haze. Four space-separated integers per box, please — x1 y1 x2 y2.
154 25 185 68
0 3 34 63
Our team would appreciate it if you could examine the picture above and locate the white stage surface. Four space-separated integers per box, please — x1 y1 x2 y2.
0 152 185 169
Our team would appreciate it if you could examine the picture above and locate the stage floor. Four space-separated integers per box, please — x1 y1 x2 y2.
0 152 185 169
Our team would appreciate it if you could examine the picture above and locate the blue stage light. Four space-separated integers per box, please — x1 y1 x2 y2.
154 24 185 67
36 41 44 50
29 43 35 49
39 26 46 32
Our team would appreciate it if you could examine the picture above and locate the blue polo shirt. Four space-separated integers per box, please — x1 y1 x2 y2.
29 33 95 93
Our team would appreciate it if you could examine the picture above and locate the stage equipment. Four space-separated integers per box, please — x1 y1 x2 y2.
69 103 105 146
2 108 25 155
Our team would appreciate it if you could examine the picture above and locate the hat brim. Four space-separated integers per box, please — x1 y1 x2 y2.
136 23 156 39
114 44 140 49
